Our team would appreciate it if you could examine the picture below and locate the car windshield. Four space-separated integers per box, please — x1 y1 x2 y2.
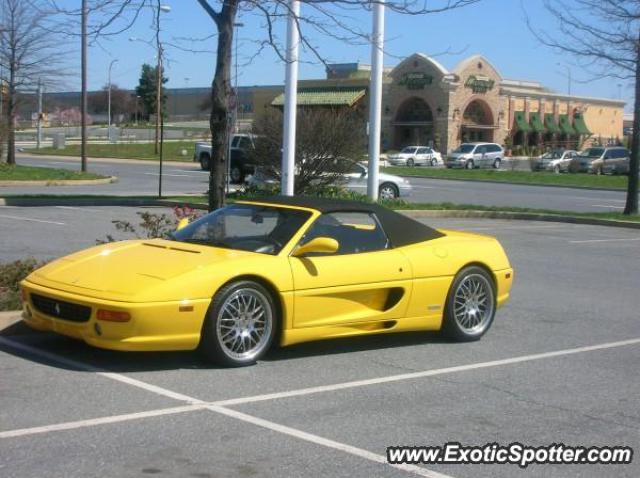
453 144 475 154
400 147 418 154
542 151 562 159
172 204 311 255
578 148 604 158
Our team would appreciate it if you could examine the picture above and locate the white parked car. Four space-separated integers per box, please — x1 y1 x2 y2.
247 162 412 200
388 146 443 167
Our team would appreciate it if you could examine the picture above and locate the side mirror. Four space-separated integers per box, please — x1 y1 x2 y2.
176 218 190 231
292 237 339 257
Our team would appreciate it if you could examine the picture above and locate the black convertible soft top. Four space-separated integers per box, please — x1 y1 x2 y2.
243 196 444 247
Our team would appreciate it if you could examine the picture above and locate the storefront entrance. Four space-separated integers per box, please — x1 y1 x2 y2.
459 100 495 144
393 97 434 148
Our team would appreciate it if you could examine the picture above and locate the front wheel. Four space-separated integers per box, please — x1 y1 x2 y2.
407 158 415 167
199 280 277 367
465 160 474 170
379 182 399 200
442 266 496 342
493 159 501 169
553 165 561 174
430 158 437 167
230 166 243 183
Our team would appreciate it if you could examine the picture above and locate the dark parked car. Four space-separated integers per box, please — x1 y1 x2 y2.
194 134 255 183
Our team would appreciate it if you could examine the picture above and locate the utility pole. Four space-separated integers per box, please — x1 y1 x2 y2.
367 0 385 201
281 0 300 196
81 0 88 172
36 79 43 149
108 59 118 143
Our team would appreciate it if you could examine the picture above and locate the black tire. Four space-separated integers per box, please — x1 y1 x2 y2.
553 164 561 174
493 158 501 169
466 160 474 170
199 280 277 367
430 158 437 167
199 153 210 171
379 182 399 199
407 158 415 167
595 167 602 175
441 266 496 342
230 166 243 184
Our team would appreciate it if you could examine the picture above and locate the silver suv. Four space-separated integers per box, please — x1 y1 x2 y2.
589 147 630 175
446 142 504 169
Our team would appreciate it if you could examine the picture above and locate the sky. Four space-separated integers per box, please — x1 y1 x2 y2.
70 0 631 110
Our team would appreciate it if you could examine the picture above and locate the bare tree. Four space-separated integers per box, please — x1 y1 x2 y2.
0 0 67 165
250 108 366 194
527 0 639 215
195 0 480 211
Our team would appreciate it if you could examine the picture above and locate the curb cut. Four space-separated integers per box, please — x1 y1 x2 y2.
0 176 118 187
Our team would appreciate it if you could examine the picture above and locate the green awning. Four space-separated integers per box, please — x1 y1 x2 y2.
271 87 366 107
558 114 576 135
573 113 592 135
529 112 546 133
544 113 561 134
513 111 532 133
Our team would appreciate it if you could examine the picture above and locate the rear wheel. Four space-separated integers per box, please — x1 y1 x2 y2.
493 158 501 169
379 182 399 200
199 154 210 171
553 164 561 174
442 266 496 341
199 280 277 367
430 158 437 167
407 158 415 167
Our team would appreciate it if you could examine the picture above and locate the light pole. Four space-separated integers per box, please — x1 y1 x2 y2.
367 0 385 201
107 59 118 143
282 1 300 196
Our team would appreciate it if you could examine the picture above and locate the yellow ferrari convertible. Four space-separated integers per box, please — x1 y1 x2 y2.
20 197 513 366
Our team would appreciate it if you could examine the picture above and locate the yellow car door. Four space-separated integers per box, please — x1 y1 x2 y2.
289 211 412 328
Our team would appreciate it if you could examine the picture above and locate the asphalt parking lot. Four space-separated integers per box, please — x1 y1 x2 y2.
1 210 639 477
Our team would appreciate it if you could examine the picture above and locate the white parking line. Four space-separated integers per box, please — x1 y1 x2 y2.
55 206 104 213
591 204 625 209
0 404 205 439
210 405 451 478
569 237 640 244
0 214 65 225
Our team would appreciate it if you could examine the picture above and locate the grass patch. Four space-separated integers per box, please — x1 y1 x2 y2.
383 167 628 191
0 163 105 181
31 141 196 162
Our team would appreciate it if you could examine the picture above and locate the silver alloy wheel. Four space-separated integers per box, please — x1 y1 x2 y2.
554 164 560 174
431 158 437 167
216 288 272 361
466 160 474 169
453 273 494 335
407 158 415 167
379 184 397 200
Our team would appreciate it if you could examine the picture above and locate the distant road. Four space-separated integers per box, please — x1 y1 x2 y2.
1 153 631 213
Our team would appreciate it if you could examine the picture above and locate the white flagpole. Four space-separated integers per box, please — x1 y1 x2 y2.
282 0 301 196
367 0 385 201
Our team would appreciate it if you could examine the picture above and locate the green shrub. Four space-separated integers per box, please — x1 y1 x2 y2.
0 258 46 311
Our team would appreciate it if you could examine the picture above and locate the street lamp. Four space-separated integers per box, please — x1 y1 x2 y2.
107 59 118 143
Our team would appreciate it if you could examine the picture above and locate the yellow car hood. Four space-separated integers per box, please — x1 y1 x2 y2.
28 239 251 301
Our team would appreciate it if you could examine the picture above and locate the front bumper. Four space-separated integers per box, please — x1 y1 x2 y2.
446 159 467 168
387 158 408 166
20 280 211 352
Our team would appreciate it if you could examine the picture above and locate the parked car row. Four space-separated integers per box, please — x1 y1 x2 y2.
532 146 632 175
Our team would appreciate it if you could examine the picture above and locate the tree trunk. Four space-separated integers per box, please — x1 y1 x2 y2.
208 3 237 212
625 32 640 215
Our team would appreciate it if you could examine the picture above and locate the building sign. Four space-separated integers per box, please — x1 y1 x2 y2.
465 75 495 94
399 72 433 90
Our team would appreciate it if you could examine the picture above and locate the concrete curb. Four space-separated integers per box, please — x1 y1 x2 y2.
0 311 25 335
389 171 625 193
0 196 638 229
0 176 118 187
18 153 195 167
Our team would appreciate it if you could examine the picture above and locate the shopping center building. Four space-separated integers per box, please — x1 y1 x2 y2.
257 53 626 153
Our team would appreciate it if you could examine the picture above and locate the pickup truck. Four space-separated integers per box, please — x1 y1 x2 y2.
193 134 256 183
